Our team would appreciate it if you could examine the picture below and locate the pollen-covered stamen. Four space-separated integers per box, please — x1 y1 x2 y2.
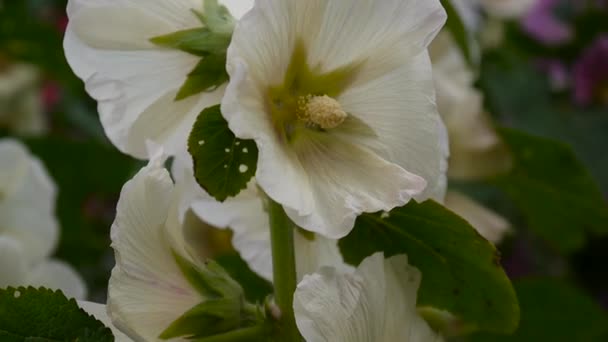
297 95 348 129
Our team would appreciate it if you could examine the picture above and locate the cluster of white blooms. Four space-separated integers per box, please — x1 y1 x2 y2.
0 139 86 299
63 0 510 340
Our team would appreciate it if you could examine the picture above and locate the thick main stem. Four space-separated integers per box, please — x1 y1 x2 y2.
268 199 302 341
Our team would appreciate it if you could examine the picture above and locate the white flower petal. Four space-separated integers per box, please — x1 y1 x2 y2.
0 236 27 289
77 301 132 342
224 0 447 237
0 139 58 265
284 135 426 239
339 51 449 203
108 157 203 341
64 0 227 158
294 253 442 342
444 192 510 244
25 260 87 300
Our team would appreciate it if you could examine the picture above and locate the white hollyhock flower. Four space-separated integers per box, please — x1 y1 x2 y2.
77 301 131 342
108 153 204 340
223 0 449 239
430 33 511 244
0 64 46 136
430 32 512 181
0 139 86 299
172 154 351 282
64 0 254 159
294 253 443 342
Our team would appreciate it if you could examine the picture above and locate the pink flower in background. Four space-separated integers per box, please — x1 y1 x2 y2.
573 35 608 106
521 0 573 46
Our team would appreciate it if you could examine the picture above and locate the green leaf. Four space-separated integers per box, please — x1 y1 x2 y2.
0 287 113 341
469 279 608 342
150 28 231 57
176 55 229 100
188 105 258 202
339 200 520 334
495 128 608 253
440 0 474 66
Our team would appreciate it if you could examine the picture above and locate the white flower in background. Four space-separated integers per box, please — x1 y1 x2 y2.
0 139 86 299
0 63 47 136
64 0 254 159
478 0 536 19
77 301 131 342
223 0 448 239
172 154 351 282
444 192 510 243
294 253 443 342
430 32 512 243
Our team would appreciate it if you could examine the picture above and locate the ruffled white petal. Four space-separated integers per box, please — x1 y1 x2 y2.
64 0 237 158
294 253 442 342
77 301 132 342
108 156 203 341
444 192 510 244
0 139 58 265
26 260 88 300
283 135 427 239
224 0 447 237
0 236 27 289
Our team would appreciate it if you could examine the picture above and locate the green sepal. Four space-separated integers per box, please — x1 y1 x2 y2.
199 0 236 35
188 105 258 202
159 298 243 339
339 200 520 334
495 127 608 253
175 54 229 100
150 28 231 57
173 250 244 299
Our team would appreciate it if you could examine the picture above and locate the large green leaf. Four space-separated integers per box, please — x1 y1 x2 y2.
0 287 113 341
339 200 519 334
469 279 608 342
188 105 258 202
496 128 608 253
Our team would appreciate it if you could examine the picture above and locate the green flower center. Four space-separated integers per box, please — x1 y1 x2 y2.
266 40 361 143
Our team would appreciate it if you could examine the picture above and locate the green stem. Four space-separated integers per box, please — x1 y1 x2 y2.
268 198 302 341
194 324 270 342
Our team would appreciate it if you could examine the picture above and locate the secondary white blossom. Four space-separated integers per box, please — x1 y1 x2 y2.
479 0 536 19
444 192 510 243
107 153 206 340
294 253 443 342
64 0 254 159
430 33 511 243
223 0 449 239
0 139 86 299
77 301 131 342
0 63 46 136
172 154 351 282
